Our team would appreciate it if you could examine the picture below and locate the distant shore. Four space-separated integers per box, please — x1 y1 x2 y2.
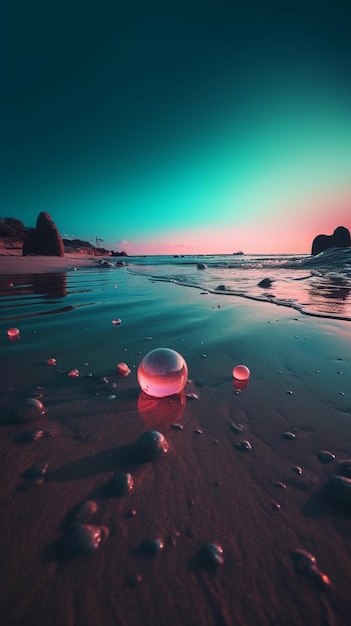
0 252 98 275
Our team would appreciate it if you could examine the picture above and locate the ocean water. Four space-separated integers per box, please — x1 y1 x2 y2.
1 249 351 331
127 248 351 321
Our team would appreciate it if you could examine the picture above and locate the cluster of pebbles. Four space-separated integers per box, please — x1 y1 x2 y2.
10 374 349 588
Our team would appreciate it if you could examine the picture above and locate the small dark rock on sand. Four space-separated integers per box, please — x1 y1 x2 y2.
135 430 169 462
110 472 134 497
198 543 224 569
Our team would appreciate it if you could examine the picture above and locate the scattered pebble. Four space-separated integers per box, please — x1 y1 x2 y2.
108 394 117 400
286 390 293 395
117 362 131 376
135 430 169 462
72 500 99 525
14 429 44 443
22 462 48 478
59 524 109 557
68 369 80 377
272 502 281 511
46 358 57 366
293 466 303 475
198 543 224 569
112 319 121 325
229 422 245 434
170 423 183 430
282 432 296 440
193 428 203 435
291 549 331 589
186 392 199 400
138 538 164 557
276 481 287 489
234 440 252 452
317 450 336 464
110 472 134 497
14 398 46 422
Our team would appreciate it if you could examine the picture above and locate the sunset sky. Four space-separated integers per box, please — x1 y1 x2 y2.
2 1 351 255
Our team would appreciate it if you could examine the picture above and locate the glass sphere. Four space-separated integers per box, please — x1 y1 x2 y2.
137 348 188 398
233 365 250 381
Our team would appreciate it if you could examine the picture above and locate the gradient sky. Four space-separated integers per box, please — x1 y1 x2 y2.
2 0 351 255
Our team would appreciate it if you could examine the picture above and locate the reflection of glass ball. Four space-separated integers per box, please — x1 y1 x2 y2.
233 365 250 381
137 348 188 398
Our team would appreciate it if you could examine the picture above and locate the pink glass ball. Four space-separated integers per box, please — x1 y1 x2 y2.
137 348 188 398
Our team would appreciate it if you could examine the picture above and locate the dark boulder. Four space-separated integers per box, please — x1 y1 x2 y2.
311 226 350 256
23 212 64 256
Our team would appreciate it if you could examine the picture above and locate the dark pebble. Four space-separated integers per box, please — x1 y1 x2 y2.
276 481 287 489
335 459 351 478
327 475 351 512
135 430 169 462
229 422 245 434
317 450 336 464
72 500 99 526
282 432 296 440
14 429 44 443
14 398 46 422
193 428 203 435
234 440 252 452
138 538 164 557
170 423 184 430
198 543 224 569
293 466 303 475
110 472 133 497
22 462 48 478
258 278 273 288
291 549 317 572
59 524 108 557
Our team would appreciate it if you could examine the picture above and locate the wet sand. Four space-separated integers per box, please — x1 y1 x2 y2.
0 253 97 274
1 257 351 626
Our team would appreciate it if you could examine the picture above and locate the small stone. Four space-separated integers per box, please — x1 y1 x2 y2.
170 423 184 430
193 428 203 435
46 358 57 366
317 450 336 464
135 430 169 462
291 549 317 572
68 369 79 377
14 398 46 422
335 459 351 478
138 538 164 557
229 422 245 434
234 440 252 452
59 524 109 557
276 481 287 489
293 466 303 475
272 502 281 510
72 500 99 525
14 429 44 443
198 543 224 569
110 472 133 497
116 362 131 376
22 462 48 478
282 432 296 440
327 475 351 512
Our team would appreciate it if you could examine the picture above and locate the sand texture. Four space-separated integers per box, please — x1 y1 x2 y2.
0 259 351 626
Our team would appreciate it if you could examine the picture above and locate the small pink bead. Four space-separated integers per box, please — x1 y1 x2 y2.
7 327 20 338
233 365 250 381
117 362 131 376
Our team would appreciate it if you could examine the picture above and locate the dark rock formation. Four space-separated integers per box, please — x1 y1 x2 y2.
311 226 350 256
23 212 64 256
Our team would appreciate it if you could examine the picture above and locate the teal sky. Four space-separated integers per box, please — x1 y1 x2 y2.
2 1 351 254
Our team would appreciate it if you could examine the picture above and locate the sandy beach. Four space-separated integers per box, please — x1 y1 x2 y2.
1 255 351 626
